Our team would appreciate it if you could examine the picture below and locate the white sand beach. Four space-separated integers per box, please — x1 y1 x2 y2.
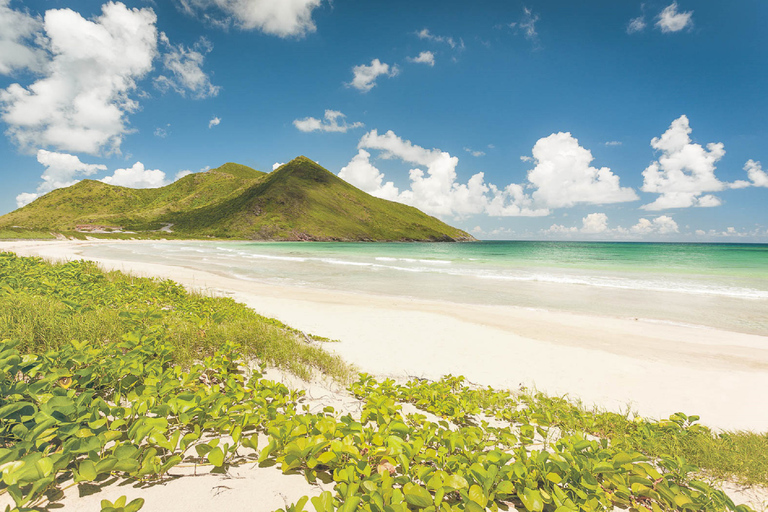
4 239 767 432
2 239 767 512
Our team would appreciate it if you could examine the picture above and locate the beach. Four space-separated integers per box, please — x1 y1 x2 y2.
4 239 767 433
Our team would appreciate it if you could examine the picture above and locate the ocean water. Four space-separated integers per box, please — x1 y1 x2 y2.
81 241 768 336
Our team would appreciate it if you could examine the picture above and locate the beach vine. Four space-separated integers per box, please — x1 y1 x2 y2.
0 253 762 512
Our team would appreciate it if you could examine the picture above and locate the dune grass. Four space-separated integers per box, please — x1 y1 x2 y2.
0 252 351 382
0 228 55 240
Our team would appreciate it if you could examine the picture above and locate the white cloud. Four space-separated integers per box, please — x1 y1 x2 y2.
177 0 322 38
154 33 219 99
341 130 548 218
641 115 728 210
348 59 399 92
342 130 640 219
546 213 679 237
15 192 39 208
36 149 107 193
464 147 485 157
509 7 540 47
209 116 220 128
656 3 693 33
407 51 435 67
0 0 46 75
581 212 609 234
339 149 400 201
545 213 609 235
174 165 208 180
293 110 363 133
101 161 168 188
744 160 768 187
0 2 158 155
15 149 108 206
694 226 765 239
154 125 169 138
605 141 622 146
544 223 578 235
416 29 462 49
630 216 679 234
627 16 646 34
525 132 639 208
272 162 284 170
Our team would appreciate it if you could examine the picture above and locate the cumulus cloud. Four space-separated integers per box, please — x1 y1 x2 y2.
340 130 640 219
15 149 108 207
35 149 107 193
546 213 679 237
627 16 646 34
101 162 168 188
656 3 693 33
176 0 322 38
340 130 548 218
272 162 285 170
630 216 679 234
416 29 462 49
347 59 399 92
546 213 608 235
154 33 219 99
744 160 768 187
581 212 610 234
15 192 39 208
640 115 729 210
407 51 435 67
208 116 220 128
0 0 46 75
695 226 766 239
525 132 639 208
339 149 401 201
0 2 158 155
293 110 363 133
174 165 209 180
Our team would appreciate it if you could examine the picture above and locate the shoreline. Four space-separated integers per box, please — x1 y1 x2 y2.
3 239 768 433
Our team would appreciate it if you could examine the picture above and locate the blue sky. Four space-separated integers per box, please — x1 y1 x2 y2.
1 0 767 241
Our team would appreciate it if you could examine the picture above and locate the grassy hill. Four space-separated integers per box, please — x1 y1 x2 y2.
0 157 475 242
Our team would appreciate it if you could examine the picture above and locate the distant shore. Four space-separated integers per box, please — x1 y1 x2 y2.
3 238 768 433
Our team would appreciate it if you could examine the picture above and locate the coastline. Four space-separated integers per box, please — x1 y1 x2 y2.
3 239 767 433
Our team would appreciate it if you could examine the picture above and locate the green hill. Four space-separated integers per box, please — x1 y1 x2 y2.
0 157 475 242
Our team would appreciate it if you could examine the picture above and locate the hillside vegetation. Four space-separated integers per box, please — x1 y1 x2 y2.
0 158 474 242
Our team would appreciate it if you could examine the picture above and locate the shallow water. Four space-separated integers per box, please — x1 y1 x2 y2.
81 241 768 336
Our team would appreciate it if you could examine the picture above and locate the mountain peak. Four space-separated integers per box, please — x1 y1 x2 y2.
0 157 475 242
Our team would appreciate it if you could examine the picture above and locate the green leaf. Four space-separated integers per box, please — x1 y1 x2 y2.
207 447 224 467
35 457 54 477
403 482 433 508
468 484 487 507
124 497 145 512
520 488 544 512
78 460 97 481
443 474 468 490
311 491 334 512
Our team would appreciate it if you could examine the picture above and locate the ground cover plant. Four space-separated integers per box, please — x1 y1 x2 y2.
0 253 764 512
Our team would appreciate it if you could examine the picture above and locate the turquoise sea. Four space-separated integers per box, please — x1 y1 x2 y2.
82 241 768 335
